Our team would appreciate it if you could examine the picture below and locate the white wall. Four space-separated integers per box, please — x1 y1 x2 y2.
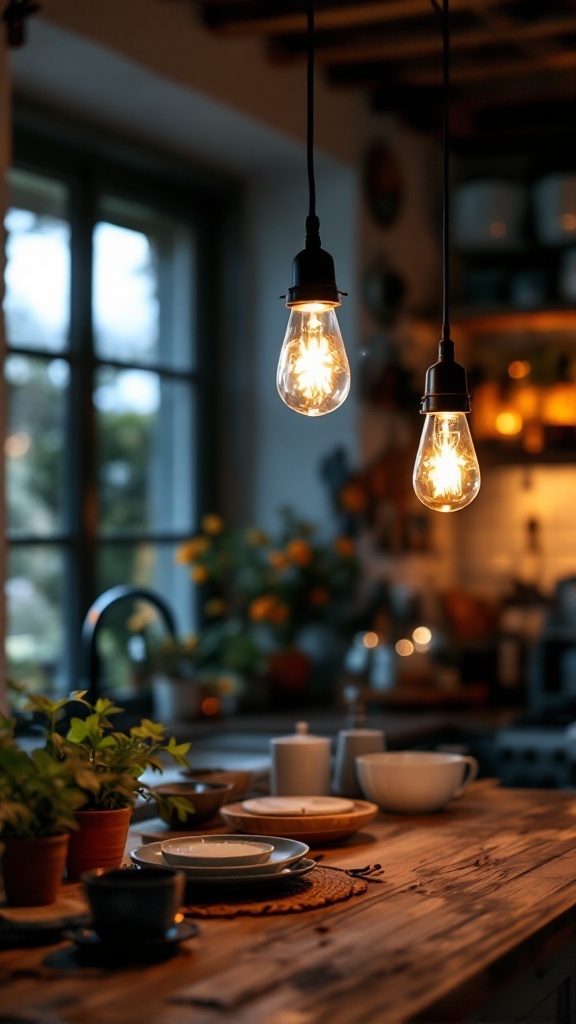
242 164 359 531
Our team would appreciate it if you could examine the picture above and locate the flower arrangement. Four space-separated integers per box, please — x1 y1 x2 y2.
170 506 359 674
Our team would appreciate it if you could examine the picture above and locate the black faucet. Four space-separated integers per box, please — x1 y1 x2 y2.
81 585 178 704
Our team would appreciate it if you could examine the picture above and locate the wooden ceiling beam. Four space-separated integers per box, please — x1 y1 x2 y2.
407 49 576 85
270 16 576 66
199 0 495 36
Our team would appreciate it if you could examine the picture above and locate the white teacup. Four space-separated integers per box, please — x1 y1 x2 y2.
355 751 479 814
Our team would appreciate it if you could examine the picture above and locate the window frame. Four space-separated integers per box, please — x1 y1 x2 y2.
6 110 238 692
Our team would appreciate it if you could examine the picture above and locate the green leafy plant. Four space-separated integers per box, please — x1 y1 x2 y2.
0 714 96 839
25 691 193 821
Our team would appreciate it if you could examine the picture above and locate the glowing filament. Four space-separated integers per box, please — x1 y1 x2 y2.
277 305 350 417
413 411 480 513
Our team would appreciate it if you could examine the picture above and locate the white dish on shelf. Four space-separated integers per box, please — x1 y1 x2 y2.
160 836 273 868
130 840 314 886
242 796 355 817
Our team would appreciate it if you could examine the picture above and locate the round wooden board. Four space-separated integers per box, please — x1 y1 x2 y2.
219 799 378 843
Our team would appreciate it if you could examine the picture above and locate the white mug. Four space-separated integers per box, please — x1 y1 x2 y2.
355 750 479 814
333 728 385 798
270 722 331 796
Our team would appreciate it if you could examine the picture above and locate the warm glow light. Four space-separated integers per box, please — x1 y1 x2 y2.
508 360 531 380
277 305 351 416
412 626 432 646
523 421 545 453
4 431 31 457
560 213 576 232
395 638 414 656
363 631 379 648
489 221 507 238
495 409 523 435
542 384 576 425
201 697 221 716
413 411 480 512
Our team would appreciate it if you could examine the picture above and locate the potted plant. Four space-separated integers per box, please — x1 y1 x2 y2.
25 691 193 879
146 629 259 721
146 635 205 723
172 508 359 705
0 713 95 905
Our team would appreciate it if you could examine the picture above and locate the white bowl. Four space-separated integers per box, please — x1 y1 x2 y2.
355 751 479 814
160 836 273 867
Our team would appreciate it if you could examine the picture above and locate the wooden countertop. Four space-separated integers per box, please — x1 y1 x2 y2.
2 781 576 1023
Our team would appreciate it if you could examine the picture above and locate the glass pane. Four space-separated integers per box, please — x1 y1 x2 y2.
95 368 194 535
4 169 70 352
93 197 195 370
5 355 69 536
6 544 66 698
94 542 195 699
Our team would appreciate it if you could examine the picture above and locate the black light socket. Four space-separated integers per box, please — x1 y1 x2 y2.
420 338 471 414
286 245 341 307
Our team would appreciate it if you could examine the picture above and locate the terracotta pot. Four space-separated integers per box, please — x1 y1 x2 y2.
66 807 132 881
2 832 69 906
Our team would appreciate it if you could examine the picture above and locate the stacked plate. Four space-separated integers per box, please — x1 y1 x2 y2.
219 795 379 843
130 834 315 888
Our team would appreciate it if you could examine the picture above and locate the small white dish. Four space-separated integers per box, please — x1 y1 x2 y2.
242 796 355 817
160 836 273 868
131 841 315 886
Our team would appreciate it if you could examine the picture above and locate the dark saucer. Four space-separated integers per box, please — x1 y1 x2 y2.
64 919 199 962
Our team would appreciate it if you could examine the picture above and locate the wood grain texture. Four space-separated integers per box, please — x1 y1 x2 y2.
2 783 576 1023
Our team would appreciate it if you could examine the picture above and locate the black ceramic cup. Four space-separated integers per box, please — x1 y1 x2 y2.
81 866 185 945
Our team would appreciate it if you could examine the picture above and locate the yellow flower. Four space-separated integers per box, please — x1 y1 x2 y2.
182 635 199 652
268 550 290 570
175 536 210 564
126 605 159 632
339 482 367 514
248 594 276 622
309 586 330 607
247 529 268 546
201 513 224 535
286 539 313 567
191 565 209 584
216 675 237 695
334 536 355 559
204 598 225 618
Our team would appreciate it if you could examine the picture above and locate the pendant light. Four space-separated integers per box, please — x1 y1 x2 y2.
276 0 351 417
412 0 480 512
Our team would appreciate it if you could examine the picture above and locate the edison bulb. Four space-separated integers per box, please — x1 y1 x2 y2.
277 302 350 416
413 411 480 512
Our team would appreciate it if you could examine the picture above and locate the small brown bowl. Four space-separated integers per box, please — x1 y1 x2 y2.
179 768 254 803
153 781 233 829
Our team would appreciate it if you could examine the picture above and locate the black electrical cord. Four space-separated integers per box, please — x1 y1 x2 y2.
305 0 320 247
284 0 342 305
431 0 451 352
420 0 470 414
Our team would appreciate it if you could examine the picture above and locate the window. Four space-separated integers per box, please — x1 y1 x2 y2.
4 127 225 699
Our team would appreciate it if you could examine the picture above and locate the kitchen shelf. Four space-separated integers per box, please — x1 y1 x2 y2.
453 308 576 335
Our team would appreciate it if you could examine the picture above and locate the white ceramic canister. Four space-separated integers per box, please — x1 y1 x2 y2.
270 722 331 796
332 728 386 798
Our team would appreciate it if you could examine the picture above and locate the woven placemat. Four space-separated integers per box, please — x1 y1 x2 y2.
182 865 372 918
